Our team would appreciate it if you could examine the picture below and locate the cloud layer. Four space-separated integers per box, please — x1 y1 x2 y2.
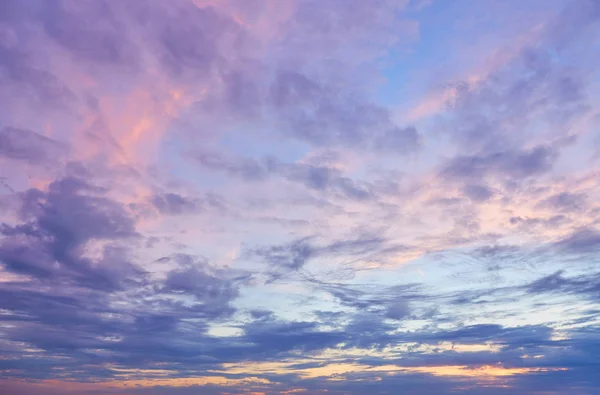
1 0 600 394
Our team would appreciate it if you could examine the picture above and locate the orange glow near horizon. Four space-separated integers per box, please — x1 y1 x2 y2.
0 363 567 395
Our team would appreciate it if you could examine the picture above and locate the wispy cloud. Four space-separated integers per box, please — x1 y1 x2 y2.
1 1 600 394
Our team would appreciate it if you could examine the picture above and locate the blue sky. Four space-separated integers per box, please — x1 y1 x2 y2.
1 0 600 394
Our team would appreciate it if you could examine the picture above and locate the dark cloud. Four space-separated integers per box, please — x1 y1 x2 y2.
160 254 241 318
274 84 421 152
445 43 590 156
321 236 387 255
148 192 225 216
526 270 600 301
462 184 494 202
242 319 345 354
0 126 66 164
554 228 600 254
140 0 424 151
282 162 374 200
195 151 376 200
260 0 420 153
249 309 275 320
250 237 316 281
434 0 597 202
310 280 421 327
248 235 394 282
441 145 557 181
0 176 140 289
0 242 245 383
146 1 245 81
41 0 139 66
474 244 522 258
0 37 73 108
385 299 411 320
194 152 271 181
509 215 569 229
270 70 321 108
545 0 600 47
537 192 587 212
527 270 574 294
150 193 200 215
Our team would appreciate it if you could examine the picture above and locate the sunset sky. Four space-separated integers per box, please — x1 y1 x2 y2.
1 0 600 394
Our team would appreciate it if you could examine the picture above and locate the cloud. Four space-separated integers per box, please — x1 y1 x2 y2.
242 319 346 354
195 151 376 200
247 234 396 282
160 254 242 317
441 145 558 182
1 0 600 394
462 184 494 202
404 324 554 348
385 299 411 320
554 228 600 254
0 126 67 164
150 193 200 215
0 176 141 289
149 192 225 215
441 6 594 154
41 0 139 66
537 192 587 212
273 81 421 152
526 270 600 301
0 27 74 108
249 237 316 281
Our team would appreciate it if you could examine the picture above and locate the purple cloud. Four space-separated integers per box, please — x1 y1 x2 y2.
1 0 600 394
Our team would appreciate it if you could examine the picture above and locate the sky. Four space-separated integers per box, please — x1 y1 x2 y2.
1 0 600 394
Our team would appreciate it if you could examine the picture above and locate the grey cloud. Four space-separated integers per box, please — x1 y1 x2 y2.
526 270 600 301
162 265 240 317
195 151 376 201
437 1 597 172
385 299 411 320
0 37 73 107
446 52 589 155
249 235 393 282
242 319 345 354
41 0 139 67
537 192 587 212
404 324 553 348
150 193 200 215
555 228 600 254
275 88 421 153
0 126 66 164
195 152 270 181
251 237 315 282
282 162 374 200
270 70 321 108
441 145 557 181
0 176 140 289
462 184 494 202
510 215 569 229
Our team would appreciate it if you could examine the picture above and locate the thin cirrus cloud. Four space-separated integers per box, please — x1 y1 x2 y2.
1 0 600 395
